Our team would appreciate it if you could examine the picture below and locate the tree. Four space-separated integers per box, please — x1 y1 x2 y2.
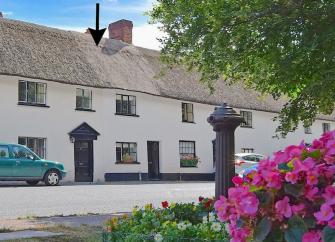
149 0 335 137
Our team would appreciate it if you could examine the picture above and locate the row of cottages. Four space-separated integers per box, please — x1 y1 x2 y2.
0 15 334 183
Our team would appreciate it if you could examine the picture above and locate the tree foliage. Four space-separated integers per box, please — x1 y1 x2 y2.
149 0 335 136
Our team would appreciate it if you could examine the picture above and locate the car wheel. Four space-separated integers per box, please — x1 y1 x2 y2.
44 170 60 186
26 180 39 186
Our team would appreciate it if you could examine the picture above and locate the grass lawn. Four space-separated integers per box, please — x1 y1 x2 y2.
6 225 102 242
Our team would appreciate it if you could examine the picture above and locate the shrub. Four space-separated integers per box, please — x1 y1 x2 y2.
215 130 335 242
104 198 229 242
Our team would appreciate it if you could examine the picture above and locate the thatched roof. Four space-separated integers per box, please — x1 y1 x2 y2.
0 18 333 120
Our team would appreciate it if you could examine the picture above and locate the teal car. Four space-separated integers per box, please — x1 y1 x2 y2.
0 143 66 186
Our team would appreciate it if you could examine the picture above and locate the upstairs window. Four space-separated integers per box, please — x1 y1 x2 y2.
18 137 46 159
182 103 194 123
19 81 47 105
116 94 136 115
305 126 312 134
76 88 92 110
323 123 331 133
240 111 252 128
116 142 137 163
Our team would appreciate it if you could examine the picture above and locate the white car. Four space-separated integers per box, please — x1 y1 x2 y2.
235 153 265 177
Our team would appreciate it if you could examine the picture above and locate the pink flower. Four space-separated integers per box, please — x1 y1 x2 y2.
238 193 259 215
251 172 264 186
326 140 335 155
306 170 319 186
275 196 292 218
305 186 319 201
232 176 244 186
302 231 322 242
324 155 335 165
262 170 282 189
328 220 335 229
229 225 251 242
314 204 334 222
292 203 305 215
323 186 335 205
214 196 229 221
285 172 299 184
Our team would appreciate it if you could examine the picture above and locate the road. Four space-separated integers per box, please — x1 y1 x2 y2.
0 182 214 219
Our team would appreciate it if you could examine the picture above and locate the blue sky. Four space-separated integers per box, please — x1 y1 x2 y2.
1 0 163 49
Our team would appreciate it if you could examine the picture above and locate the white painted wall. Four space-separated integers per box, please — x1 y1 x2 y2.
0 75 333 181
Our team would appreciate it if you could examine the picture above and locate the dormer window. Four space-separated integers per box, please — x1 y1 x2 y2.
116 94 137 116
18 80 47 106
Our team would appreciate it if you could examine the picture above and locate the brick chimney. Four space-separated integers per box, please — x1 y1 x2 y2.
108 19 133 44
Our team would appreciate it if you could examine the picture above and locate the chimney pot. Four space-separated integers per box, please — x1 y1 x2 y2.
108 19 133 44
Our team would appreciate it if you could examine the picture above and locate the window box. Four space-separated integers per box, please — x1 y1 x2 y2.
115 161 141 165
180 157 199 167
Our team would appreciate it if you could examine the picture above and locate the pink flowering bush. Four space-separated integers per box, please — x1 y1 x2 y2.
215 130 335 242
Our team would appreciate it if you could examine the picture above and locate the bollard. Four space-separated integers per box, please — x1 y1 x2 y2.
207 103 244 199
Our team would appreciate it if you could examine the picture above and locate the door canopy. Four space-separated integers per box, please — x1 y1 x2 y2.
69 122 100 141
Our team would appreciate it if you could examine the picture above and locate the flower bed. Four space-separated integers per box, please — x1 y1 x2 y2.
215 130 335 242
103 198 229 242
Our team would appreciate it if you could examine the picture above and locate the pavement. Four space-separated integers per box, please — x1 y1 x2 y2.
0 230 63 241
0 181 214 219
36 213 127 227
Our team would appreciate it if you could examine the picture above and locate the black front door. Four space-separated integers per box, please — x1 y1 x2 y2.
147 141 160 180
74 140 93 182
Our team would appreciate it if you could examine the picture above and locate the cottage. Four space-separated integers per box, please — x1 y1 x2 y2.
0 15 333 182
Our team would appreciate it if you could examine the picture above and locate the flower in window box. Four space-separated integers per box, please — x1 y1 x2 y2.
180 155 200 167
122 153 134 163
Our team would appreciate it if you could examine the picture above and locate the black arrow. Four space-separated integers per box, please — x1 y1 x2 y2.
88 3 106 46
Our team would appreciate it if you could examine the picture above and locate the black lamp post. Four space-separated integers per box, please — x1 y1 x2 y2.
207 103 244 199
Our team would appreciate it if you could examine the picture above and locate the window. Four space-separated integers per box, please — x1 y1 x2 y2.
323 123 331 133
305 126 312 134
0 146 9 158
179 141 198 167
116 142 137 163
240 111 252 128
18 137 46 159
241 148 254 153
182 103 194 122
19 81 47 105
76 88 92 110
116 94 136 115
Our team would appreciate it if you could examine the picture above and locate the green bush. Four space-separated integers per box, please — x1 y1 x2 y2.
104 199 229 242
